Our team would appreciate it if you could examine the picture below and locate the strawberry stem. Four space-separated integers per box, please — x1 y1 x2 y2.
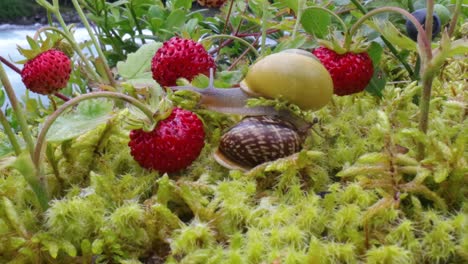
54 92 70 102
200 34 260 57
291 0 306 39
0 56 21 75
71 0 116 87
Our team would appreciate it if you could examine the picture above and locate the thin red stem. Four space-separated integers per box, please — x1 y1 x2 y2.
0 56 21 74
54 92 70 101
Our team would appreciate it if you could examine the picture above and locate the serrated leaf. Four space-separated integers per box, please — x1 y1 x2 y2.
46 99 114 142
301 8 331 38
117 42 162 80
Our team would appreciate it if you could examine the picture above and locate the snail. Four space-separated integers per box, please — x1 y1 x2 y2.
170 49 334 116
169 49 333 170
213 115 305 171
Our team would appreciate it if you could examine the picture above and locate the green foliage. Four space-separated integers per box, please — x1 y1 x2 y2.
0 0 38 21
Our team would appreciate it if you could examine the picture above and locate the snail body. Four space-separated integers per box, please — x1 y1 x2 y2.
214 116 303 171
170 49 333 115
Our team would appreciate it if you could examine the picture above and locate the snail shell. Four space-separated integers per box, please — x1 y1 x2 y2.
214 116 303 171
240 50 333 111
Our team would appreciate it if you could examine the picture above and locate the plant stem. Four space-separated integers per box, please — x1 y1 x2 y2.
33 92 155 185
0 64 35 158
260 1 268 55
127 2 146 44
425 0 434 49
201 35 260 57
0 56 21 74
448 0 463 37
48 6 103 83
71 0 116 87
0 109 21 155
291 0 305 39
417 76 433 159
54 92 70 101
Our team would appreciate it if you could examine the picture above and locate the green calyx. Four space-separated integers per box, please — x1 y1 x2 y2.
17 33 73 64
318 31 370 54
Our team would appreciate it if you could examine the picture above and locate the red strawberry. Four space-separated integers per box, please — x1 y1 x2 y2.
312 47 374 96
128 107 205 173
151 37 215 87
21 49 71 95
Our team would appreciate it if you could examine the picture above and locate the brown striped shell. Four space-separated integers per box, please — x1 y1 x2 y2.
214 116 303 171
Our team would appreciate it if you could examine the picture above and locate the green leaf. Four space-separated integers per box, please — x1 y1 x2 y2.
173 0 192 9
12 152 49 210
447 38 468 57
282 0 299 13
109 0 129 7
273 35 308 52
164 9 187 32
117 41 162 80
365 68 386 97
367 42 383 66
46 99 114 142
300 8 331 38
368 19 417 51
